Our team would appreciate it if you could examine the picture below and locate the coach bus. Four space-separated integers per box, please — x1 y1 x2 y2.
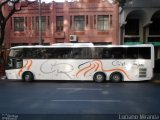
5 43 154 82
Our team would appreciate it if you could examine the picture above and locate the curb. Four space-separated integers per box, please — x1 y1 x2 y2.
152 80 160 83
152 73 160 83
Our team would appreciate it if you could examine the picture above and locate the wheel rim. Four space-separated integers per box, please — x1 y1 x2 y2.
96 74 103 81
113 75 120 81
111 73 122 82
25 75 30 81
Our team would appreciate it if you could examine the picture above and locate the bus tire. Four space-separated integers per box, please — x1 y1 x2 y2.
22 72 34 82
93 72 106 83
110 72 123 83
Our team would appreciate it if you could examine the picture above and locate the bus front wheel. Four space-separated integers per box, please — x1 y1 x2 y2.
93 72 106 83
22 72 34 82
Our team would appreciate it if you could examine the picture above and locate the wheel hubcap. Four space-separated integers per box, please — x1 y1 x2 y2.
25 75 30 81
97 74 103 81
114 75 120 80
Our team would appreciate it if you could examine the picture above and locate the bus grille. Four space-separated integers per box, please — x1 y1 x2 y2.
139 68 147 77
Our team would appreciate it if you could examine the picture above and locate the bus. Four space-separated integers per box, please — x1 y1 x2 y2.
5 43 154 82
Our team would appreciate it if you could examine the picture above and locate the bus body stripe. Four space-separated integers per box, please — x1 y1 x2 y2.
95 60 131 80
18 60 29 77
76 63 92 77
27 60 32 70
84 63 96 77
18 60 32 77
95 62 100 72
76 60 131 80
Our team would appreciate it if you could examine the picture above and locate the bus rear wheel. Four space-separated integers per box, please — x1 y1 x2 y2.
110 72 123 83
22 72 34 82
93 72 106 83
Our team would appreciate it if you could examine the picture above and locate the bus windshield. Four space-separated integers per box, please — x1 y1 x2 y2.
9 49 23 58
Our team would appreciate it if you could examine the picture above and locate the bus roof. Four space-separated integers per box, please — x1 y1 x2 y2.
10 43 154 49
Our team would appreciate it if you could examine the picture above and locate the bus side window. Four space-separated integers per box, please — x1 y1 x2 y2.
126 48 138 59
102 49 111 59
70 48 81 59
138 47 151 59
41 49 49 59
63 48 72 59
86 48 93 59
94 48 102 59
110 48 126 59
81 48 92 59
23 48 34 58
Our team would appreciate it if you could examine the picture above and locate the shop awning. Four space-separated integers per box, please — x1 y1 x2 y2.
148 42 160 46
124 42 143 45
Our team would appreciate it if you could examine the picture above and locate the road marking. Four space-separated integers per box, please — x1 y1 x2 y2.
56 88 103 91
51 100 121 103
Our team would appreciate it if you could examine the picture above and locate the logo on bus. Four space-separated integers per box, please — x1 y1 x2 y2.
112 61 126 67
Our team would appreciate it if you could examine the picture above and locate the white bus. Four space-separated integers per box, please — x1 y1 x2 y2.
5 43 154 82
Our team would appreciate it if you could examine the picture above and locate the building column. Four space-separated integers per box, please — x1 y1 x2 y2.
120 21 127 45
64 1 69 43
51 1 56 44
143 21 152 43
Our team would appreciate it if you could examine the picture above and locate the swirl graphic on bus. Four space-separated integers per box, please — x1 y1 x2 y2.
18 60 32 77
76 60 130 80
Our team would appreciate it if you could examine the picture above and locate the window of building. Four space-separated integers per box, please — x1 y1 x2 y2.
98 15 109 31
32 16 34 30
149 19 160 35
14 17 24 32
94 15 96 29
11 17 12 29
86 15 88 28
48 16 50 29
70 16 72 29
25 17 27 30
74 16 85 31
125 19 139 35
36 16 46 32
56 16 63 32
110 15 113 28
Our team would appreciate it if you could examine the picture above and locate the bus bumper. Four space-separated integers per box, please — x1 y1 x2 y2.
5 70 18 79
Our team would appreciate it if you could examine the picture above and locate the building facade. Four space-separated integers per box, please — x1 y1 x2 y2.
4 0 119 48
119 0 160 59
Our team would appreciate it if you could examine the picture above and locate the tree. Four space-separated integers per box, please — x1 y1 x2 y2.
0 0 35 76
0 0 34 47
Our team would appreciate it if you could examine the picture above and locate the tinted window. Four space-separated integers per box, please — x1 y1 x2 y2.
96 47 126 59
23 47 151 59
102 48 112 59
23 48 39 58
23 47 93 59
95 47 151 59
126 47 138 59
94 48 102 59
110 48 126 59
68 48 92 59
138 47 151 59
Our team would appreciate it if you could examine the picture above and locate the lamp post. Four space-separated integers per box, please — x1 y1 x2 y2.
38 0 42 45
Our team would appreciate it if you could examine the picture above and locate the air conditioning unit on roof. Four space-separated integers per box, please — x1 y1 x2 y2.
69 35 77 42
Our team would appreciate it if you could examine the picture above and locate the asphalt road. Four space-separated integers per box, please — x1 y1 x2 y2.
0 80 160 120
